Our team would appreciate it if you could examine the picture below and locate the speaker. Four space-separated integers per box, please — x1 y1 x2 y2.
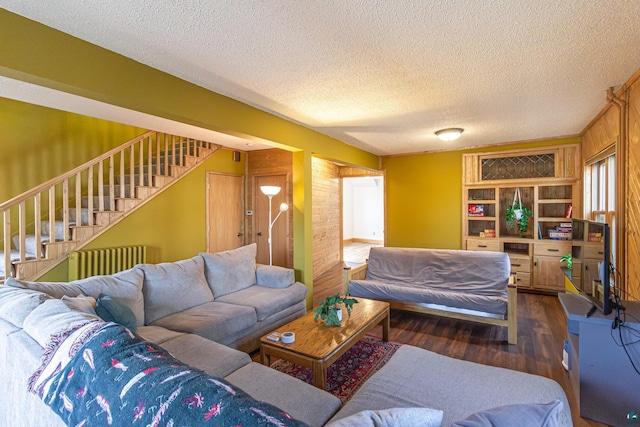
232 151 241 162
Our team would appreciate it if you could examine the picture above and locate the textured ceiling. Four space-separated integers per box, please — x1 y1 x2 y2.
2 1 640 155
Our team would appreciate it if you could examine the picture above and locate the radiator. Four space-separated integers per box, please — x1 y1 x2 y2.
68 246 147 280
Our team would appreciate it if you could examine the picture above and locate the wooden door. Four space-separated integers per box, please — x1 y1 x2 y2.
255 175 288 266
207 172 244 253
533 256 566 291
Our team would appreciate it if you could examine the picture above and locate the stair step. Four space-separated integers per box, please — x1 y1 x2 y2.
81 196 116 211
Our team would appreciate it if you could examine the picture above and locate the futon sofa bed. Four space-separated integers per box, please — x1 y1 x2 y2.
345 246 518 344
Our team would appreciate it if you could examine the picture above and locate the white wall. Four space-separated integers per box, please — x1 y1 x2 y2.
343 177 384 241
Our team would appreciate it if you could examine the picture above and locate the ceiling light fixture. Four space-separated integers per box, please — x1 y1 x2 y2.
435 128 464 141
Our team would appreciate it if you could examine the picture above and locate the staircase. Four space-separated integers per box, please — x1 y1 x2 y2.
1 131 221 282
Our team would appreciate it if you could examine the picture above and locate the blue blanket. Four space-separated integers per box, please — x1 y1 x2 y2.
30 322 308 426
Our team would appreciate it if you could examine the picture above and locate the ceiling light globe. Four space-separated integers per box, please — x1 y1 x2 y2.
435 128 464 141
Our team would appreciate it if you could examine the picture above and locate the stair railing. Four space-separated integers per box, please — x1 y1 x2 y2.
1 131 215 280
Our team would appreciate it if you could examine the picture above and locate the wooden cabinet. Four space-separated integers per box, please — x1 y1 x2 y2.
463 144 581 292
533 242 571 291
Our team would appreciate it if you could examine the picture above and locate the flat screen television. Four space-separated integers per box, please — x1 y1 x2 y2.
571 218 614 315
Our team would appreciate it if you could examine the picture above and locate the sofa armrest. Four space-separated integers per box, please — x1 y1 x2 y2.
256 264 295 289
343 263 368 294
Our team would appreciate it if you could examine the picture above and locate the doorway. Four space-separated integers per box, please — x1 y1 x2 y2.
206 172 244 253
342 176 384 265
254 174 289 267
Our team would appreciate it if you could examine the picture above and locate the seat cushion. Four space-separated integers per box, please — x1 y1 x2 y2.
200 243 257 297
158 333 251 378
226 362 341 427
149 301 257 342
135 325 185 344
215 282 307 321
139 256 214 324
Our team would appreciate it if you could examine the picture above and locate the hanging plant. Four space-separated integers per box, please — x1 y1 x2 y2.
505 188 532 236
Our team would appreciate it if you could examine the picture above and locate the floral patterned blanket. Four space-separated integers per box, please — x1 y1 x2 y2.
29 321 308 426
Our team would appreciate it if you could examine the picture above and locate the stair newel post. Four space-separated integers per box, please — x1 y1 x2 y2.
33 193 41 261
62 180 69 242
87 165 94 226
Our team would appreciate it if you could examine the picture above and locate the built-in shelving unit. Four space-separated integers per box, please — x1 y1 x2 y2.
462 144 581 292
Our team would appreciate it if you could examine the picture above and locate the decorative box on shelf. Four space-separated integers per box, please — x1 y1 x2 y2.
468 204 484 217
479 229 496 238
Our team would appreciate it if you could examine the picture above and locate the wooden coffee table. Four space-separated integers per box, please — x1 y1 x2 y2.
260 297 390 390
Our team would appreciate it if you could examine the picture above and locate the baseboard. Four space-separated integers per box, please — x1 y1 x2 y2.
343 238 383 244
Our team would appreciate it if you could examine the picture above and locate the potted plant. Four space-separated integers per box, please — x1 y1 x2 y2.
505 188 531 236
560 254 572 270
313 293 359 326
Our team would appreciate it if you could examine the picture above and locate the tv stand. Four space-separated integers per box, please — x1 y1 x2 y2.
559 293 640 426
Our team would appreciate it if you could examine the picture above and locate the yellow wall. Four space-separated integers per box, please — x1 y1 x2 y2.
0 97 146 203
382 137 581 249
40 148 244 281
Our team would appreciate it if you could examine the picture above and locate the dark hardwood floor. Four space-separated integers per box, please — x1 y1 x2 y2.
313 262 608 427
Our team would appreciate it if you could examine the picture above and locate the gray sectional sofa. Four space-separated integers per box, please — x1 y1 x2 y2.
0 243 573 426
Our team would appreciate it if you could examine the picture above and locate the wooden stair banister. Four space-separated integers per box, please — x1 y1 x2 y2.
1 131 221 282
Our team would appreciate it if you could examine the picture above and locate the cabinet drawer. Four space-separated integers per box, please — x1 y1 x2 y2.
466 239 500 252
534 242 571 256
508 255 531 273
513 272 531 288
583 245 605 259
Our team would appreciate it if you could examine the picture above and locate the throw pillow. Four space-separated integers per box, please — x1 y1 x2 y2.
139 256 214 324
200 243 257 297
0 286 51 328
326 407 444 427
62 294 98 316
256 263 295 289
95 294 137 331
450 400 563 427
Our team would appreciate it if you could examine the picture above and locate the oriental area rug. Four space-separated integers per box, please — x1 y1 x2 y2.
270 334 402 404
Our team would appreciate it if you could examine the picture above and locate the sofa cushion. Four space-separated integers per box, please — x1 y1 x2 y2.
326 407 444 427
200 243 257 297
149 301 257 342
95 294 137 331
226 361 342 427
61 295 97 316
159 333 251 378
450 400 564 427
135 325 185 345
139 256 214 324
216 282 307 321
0 286 51 328
256 263 295 288
6 268 145 327
22 299 101 347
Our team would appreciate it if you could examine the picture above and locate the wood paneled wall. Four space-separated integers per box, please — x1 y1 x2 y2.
246 149 293 267
626 80 640 301
582 70 640 301
312 157 342 277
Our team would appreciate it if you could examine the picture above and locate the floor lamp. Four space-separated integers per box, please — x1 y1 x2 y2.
260 186 289 265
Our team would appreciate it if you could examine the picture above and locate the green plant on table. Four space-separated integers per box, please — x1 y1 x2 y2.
560 254 573 270
313 293 359 327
